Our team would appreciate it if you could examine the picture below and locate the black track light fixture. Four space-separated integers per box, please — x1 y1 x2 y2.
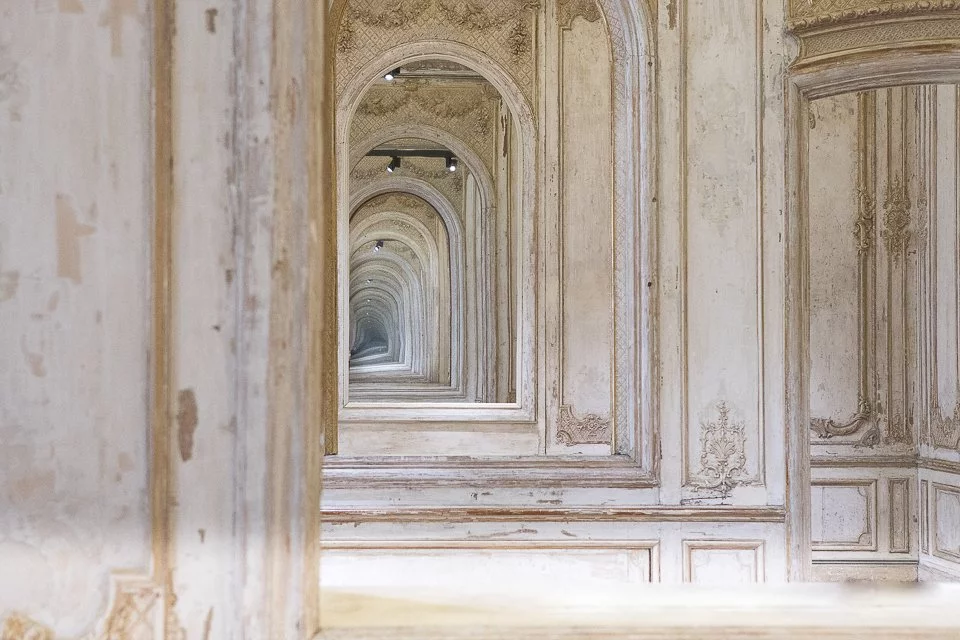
445 156 459 172
386 156 401 173
384 68 401 82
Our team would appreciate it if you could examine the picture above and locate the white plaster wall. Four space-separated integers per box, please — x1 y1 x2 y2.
0 1 152 635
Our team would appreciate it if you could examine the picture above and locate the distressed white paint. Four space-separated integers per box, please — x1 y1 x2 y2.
0 1 152 635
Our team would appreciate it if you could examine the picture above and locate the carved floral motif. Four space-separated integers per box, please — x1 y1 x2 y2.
882 174 911 257
556 404 611 445
695 402 748 494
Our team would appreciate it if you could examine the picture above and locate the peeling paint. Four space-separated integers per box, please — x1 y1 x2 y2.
202 607 214 640
176 389 198 462
198 528 206 544
20 335 45 377
98 0 138 57
0 270 19 301
205 8 218 34
58 0 84 13
118 452 134 472
55 194 95 284
11 469 55 500
667 0 677 30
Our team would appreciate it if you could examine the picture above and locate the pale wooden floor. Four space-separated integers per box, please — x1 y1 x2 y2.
318 583 960 639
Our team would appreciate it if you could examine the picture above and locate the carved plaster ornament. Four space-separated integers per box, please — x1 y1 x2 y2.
881 174 911 257
811 396 880 442
695 402 748 494
556 404 611 445
335 0 539 105
854 190 876 255
932 401 960 451
788 0 960 30
558 0 602 28
351 82 499 173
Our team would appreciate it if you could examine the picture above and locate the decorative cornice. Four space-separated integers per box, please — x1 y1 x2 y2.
811 454 917 467
320 505 787 524
788 0 960 33
556 404 612 446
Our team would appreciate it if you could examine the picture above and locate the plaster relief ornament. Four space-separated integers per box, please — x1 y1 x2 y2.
556 404 611 445
558 0 602 28
932 401 960 451
335 0 540 105
695 402 748 494
882 174 911 258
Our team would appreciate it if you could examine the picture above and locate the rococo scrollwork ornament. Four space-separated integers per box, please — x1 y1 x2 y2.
556 404 611 445
558 0 602 28
695 402 748 494
854 189 876 255
811 396 879 440
932 400 960 451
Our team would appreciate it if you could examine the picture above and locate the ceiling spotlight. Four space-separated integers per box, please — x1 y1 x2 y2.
384 68 401 82
386 156 401 173
446 156 459 172
374 240 384 252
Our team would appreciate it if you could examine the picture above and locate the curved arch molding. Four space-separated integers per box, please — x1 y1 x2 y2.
787 0 960 67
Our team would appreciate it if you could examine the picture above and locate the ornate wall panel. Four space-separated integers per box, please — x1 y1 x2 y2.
677 0 769 500
682 540 765 584
811 480 878 551
932 483 960 563
547 5 614 453
807 89 918 454
917 85 960 455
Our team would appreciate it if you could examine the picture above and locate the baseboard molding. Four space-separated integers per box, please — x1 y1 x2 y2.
812 559 918 582
919 560 960 582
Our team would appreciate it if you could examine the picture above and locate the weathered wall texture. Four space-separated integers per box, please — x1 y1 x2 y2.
805 85 960 581
4 0 960 637
0 1 153 636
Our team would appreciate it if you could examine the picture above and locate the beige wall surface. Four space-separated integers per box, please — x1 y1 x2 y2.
3 1 960 638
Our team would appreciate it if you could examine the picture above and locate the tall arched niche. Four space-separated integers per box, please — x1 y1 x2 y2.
326 0 657 479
